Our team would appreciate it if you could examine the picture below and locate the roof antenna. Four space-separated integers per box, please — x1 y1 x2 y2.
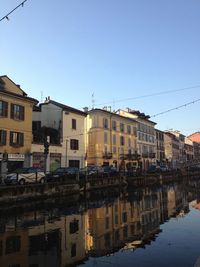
112 98 115 112
41 91 43 103
92 92 95 109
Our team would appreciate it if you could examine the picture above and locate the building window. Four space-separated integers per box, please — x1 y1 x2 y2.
70 220 79 234
112 120 116 130
104 233 111 247
128 138 131 147
133 127 137 136
113 146 117 154
32 121 41 131
122 212 127 223
104 146 108 154
0 130 6 145
115 204 118 212
120 136 124 146
105 217 109 229
69 160 80 168
6 236 21 254
71 243 76 257
0 100 8 117
103 118 108 129
11 104 24 120
123 226 128 238
113 134 116 145
72 119 76 130
115 214 118 225
127 125 131 134
120 123 124 132
70 139 79 150
104 132 108 144
10 132 24 147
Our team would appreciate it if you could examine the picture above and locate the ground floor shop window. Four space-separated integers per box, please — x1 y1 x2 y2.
32 152 45 169
50 153 61 171
69 160 80 168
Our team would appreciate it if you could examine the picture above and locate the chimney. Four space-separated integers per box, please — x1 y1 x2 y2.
83 107 89 113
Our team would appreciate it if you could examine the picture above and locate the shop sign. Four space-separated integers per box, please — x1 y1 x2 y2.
33 152 45 169
8 154 25 161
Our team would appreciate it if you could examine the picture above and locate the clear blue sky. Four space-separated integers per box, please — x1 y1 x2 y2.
1 0 200 136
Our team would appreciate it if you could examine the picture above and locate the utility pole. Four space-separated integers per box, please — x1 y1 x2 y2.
44 136 50 174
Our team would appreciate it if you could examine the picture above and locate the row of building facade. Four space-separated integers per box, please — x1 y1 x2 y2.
0 75 200 175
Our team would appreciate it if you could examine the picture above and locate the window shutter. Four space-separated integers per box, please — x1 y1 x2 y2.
4 102 8 117
20 106 24 120
10 132 13 145
0 130 6 145
10 104 14 119
3 130 6 145
19 133 24 146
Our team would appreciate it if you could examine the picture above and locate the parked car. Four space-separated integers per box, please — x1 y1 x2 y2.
160 165 169 172
45 167 79 182
102 165 118 176
79 165 104 179
126 166 141 176
4 167 45 185
147 165 160 174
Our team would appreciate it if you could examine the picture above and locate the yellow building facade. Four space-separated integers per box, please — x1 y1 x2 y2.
0 75 38 174
86 109 138 169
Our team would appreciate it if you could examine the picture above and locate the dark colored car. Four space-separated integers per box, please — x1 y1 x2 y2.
102 165 118 176
79 165 104 180
147 165 160 174
46 167 79 183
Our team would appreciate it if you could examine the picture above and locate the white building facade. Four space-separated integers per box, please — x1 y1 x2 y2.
32 99 87 171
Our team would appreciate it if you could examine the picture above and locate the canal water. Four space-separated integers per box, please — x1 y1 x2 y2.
0 180 200 267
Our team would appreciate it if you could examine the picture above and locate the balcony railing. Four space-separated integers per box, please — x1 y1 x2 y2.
142 152 156 158
149 152 156 158
120 153 141 161
102 152 113 159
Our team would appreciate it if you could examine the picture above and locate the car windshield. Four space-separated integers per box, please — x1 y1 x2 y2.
14 168 29 174
55 168 66 173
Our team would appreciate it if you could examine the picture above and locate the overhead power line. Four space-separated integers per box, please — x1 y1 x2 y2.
95 84 200 107
150 98 200 118
0 0 28 22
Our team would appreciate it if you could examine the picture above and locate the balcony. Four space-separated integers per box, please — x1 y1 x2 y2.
149 152 156 158
120 153 141 161
142 153 149 158
102 152 113 159
120 154 125 160
142 152 156 158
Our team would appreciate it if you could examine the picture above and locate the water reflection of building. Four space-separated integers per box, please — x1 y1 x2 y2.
0 209 88 267
169 184 188 217
88 197 141 256
0 228 29 267
0 183 191 266
28 212 88 266
87 187 162 255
